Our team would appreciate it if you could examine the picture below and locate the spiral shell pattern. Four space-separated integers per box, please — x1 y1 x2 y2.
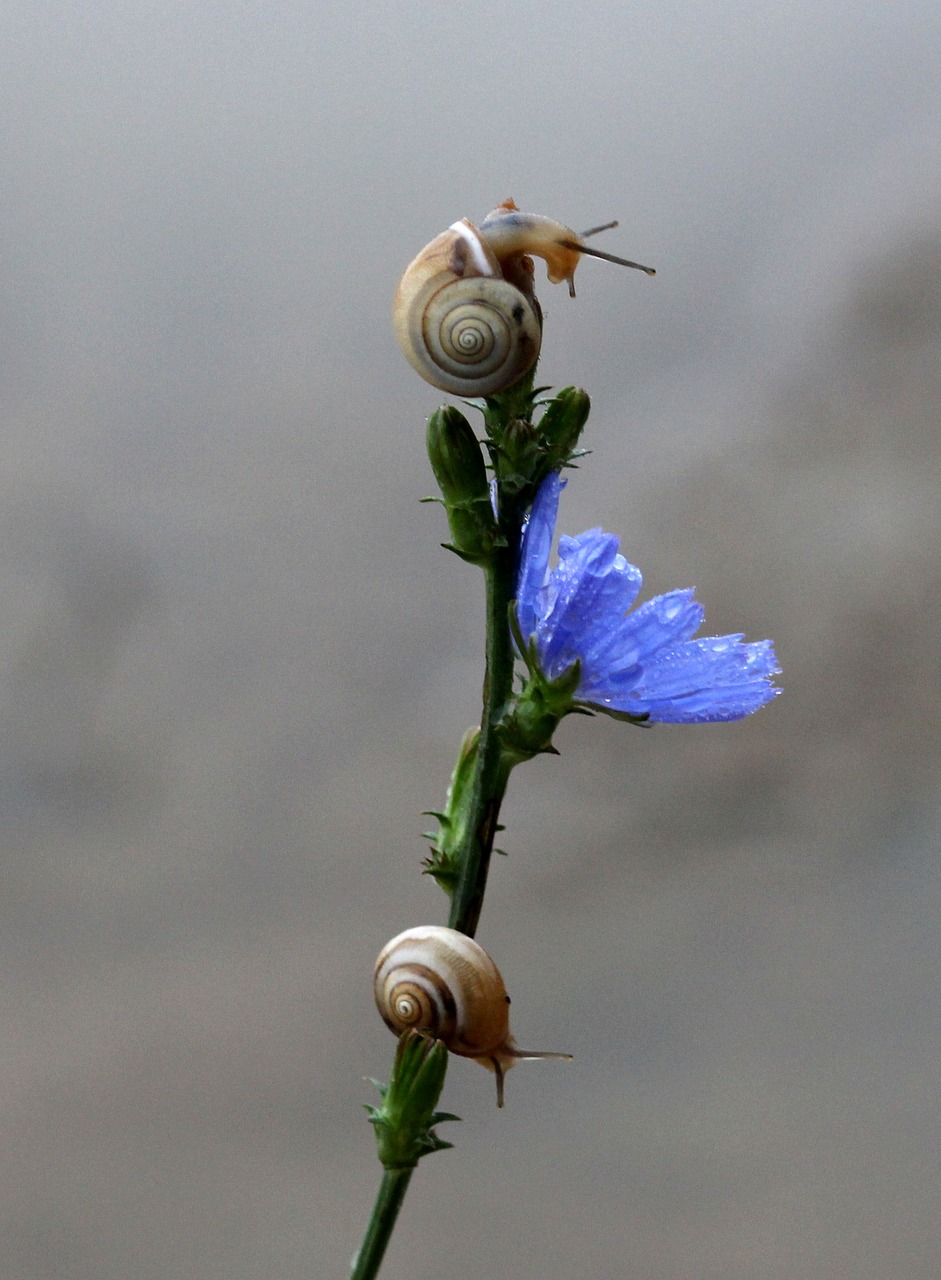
392 220 542 396
373 925 510 1058
374 924 573 1106
417 275 540 396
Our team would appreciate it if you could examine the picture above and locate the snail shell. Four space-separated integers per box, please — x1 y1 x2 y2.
392 199 654 397
374 924 571 1107
392 212 542 397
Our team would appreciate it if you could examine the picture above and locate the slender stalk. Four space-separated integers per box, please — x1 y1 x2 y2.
447 533 519 937
348 1169 413 1280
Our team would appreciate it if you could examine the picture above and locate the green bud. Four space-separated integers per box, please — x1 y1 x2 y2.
538 387 591 470
426 407 488 502
493 418 542 496
366 1031 459 1169
423 727 479 894
485 387 591 500
426 408 497 562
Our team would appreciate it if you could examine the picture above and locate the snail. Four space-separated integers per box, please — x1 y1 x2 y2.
392 198 655 396
374 924 572 1107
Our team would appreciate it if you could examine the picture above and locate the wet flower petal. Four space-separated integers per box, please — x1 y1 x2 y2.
515 473 780 723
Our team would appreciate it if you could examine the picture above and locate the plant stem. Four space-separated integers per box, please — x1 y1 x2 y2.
351 399 529 1278
447 533 519 937
348 1169 413 1280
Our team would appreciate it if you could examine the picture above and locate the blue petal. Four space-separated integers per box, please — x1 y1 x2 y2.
589 638 781 722
578 588 704 687
635 636 778 699
516 473 564 644
539 531 642 677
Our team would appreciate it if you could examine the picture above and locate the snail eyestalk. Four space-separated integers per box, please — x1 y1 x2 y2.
560 238 656 276
579 219 619 237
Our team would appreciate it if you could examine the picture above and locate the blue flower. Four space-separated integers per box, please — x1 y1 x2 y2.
515 473 781 723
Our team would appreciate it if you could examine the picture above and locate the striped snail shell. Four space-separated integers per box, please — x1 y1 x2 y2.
392 198 654 396
374 925 571 1107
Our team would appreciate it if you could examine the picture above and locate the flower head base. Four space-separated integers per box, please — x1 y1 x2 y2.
515 473 781 724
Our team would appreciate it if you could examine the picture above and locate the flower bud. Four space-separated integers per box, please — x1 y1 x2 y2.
539 386 591 470
426 407 497 562
366 1031 459 1169
494 417 542 497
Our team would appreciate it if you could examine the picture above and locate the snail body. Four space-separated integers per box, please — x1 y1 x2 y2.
393 198 654 396
374 924 571 1107
476 207 586 291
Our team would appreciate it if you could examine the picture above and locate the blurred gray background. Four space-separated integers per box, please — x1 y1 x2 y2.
2 3 940 1278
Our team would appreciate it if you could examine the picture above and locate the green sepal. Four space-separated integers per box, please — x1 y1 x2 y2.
490 418 545 499
441 539 493 565
366 1031 459 1169
588 704 651 727
496 611 586 762
479 368 543 424
500 660 576 763
421 850 459 893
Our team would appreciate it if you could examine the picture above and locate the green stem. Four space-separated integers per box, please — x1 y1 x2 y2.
447 533 519 937
348 1169 413 1280
351 392 533 1277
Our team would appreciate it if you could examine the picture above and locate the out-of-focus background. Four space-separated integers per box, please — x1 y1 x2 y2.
2 3 940 1277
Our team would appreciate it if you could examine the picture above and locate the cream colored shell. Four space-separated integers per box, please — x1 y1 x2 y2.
374 925 512 1058
393 201 654 396
392 218 542 397
374 925 572 1107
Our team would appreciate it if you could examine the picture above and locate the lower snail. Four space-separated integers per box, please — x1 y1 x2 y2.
392 198 654 397
374 925 572 1107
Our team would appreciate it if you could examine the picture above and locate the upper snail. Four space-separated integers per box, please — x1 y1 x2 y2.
392 198 654 397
